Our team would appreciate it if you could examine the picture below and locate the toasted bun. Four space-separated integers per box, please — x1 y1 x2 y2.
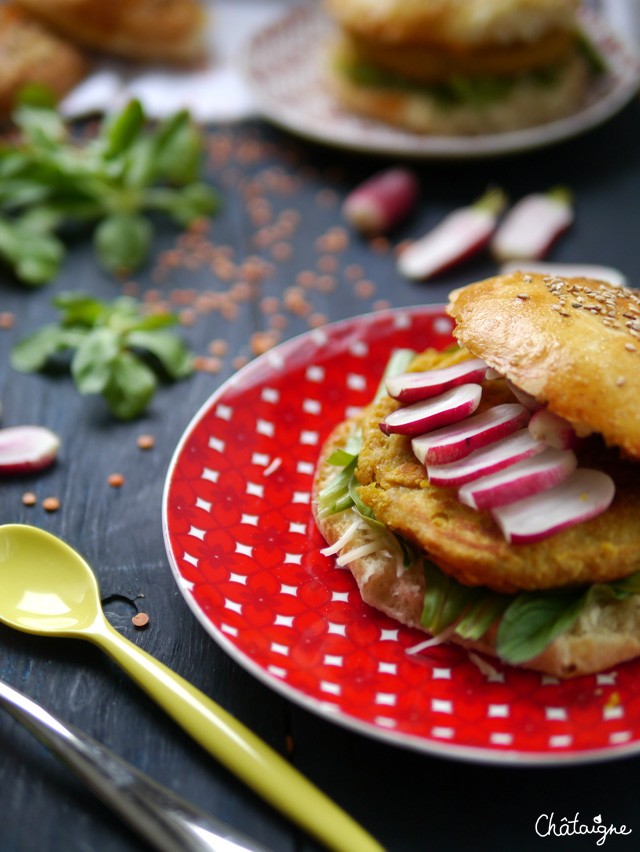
328 48 589 135
448 273 640 460
0 4 87 119
15 0 207 65
325 0 580 48
313 412 640 678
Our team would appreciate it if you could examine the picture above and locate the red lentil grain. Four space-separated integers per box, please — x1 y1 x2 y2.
21 492 37 506
108 473 125 487
42 497 60 512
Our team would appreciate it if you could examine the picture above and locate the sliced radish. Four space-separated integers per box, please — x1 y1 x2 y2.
506 379 543 412
412 403 530 466
458 447 577 511
492 469 615 545
426 429 545 487
342 167 419 235
491 187 573 262
0 425 60 474
528 408 578 450
386 358 488 404
397 188 507 281
380 383 481 437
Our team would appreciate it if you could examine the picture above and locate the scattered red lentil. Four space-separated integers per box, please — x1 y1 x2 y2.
308 313 328 328
344 263 364 281
132 612 150 629
136 434 155 450
354 279 376 298
194 356 223 374
108 473 125 488
0 312 15 329
21 492 37 506
250 330 280 356
42 497 60 512
207 338 228 357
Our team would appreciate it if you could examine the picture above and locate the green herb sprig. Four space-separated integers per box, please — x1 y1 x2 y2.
0 97 220 285
11 292 194 418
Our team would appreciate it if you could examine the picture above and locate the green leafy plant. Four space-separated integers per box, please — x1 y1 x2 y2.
11 292 194 419
0 98 220 285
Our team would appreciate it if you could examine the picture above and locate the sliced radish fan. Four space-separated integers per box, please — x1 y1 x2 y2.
492 469 615 544
380 383 481 437
386 358 487 404
426 429 545 487
378 358 615 542
457 447 578 510
412 403 530 465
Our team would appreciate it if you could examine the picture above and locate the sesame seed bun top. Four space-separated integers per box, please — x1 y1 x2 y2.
447 273 640 460
324 0 580 48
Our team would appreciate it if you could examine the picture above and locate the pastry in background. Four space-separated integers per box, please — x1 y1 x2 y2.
0 3 87 119
14 0 207 65
324 0 595 135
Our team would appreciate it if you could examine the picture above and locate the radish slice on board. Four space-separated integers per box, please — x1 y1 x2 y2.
386 358 488 404
342 167 419 235
458 447 577 511
491 187 573 261
426 429 545 487
397 188 507 281
492 469 615 545
412 403 530 466
380 383 481 437
528 408 579 450
0 425 60 474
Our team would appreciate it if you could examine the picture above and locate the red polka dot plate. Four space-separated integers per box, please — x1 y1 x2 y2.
162 306 640 764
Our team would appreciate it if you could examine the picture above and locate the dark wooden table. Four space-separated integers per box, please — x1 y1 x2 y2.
1 91 640 852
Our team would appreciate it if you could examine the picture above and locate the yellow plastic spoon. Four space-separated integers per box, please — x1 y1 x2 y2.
0 524 384 852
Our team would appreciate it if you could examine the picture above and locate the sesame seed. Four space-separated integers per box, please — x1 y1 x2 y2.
625 343 637 352
516 293 529 300
616 376 626 386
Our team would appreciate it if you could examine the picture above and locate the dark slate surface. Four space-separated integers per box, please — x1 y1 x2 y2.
1 98 639 852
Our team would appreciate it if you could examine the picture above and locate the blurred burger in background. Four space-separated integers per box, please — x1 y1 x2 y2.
324 0 600 134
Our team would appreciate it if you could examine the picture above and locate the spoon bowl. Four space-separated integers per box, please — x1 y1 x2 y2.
0 524 101 634
0 524 383 852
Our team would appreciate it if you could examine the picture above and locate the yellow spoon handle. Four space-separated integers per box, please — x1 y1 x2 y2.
91 619 384 852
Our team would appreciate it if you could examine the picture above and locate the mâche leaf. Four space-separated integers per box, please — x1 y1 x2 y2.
11 292 194 419
0 100 221 285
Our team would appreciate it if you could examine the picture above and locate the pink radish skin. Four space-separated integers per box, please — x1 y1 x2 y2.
492 468 615 545
528 408 579 450
412 403 530 466
458 447 577 511
0 425 60 474
426 429 545 487
491 188 573 262
380 383 481 437
397 188 506 281
386 358 488 404
342 167 419 235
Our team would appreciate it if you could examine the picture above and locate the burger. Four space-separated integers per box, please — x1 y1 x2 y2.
323 0 601 135
312 272 640 677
